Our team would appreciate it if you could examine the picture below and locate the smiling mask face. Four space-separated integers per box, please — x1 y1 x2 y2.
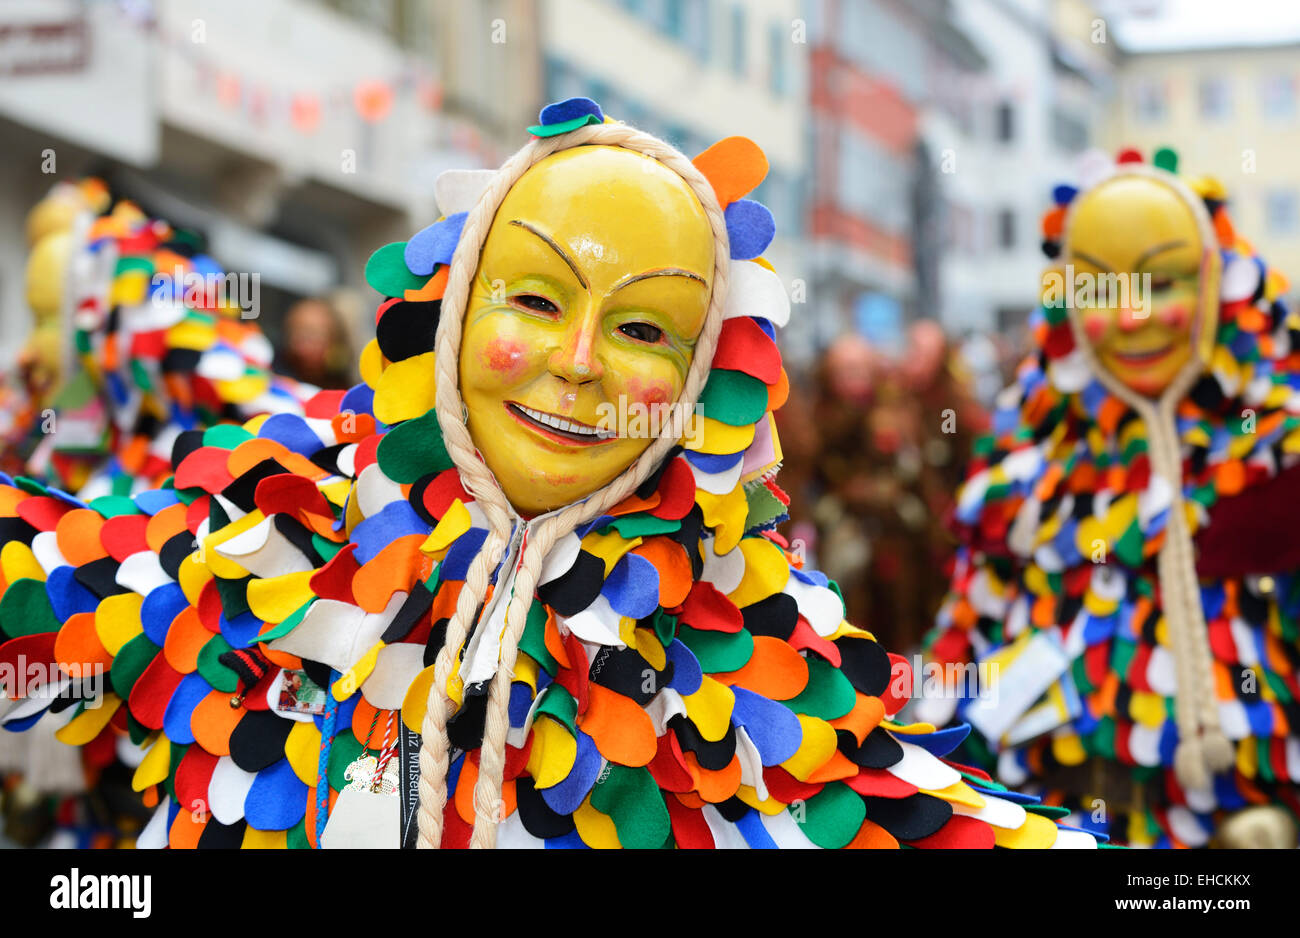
1066 176 1209 397
459 145 715 515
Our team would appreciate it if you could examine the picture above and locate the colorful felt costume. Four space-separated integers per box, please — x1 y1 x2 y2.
0 101 1099 849
928 148 1300 847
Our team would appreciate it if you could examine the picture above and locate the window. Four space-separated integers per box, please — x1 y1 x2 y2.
1051 107 1089 152
729 4 746 77
768 21 787 96
997 208 1017 251
996 101 1015 143
1260 74 1296 120
1199 76 1232 120
1133 78 1167 122
1266 189 1299 235
662 0 685 40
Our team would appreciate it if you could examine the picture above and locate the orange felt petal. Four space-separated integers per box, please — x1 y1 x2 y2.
577 684 657 768
683 751 742 803
191 690 246 756
608 491 660 517
455 755 478 824
145 502 189 553
713 635 809 700
168 805 206 849
673 790 708 810
846 817 899 849
352 534 426 613
227 438 327 482
303 786 339 848
692 136 769 207
56 509 108 567
828 693 885 746
55 612 113 677
0 486 25 514
632 538 692 608
542 605 571 669
352 698 385 748
804 748 860 784
766 367 790 412
163 606 210 674
404 265 449 302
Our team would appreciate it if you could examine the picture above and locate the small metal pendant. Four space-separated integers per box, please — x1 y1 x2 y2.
343 755 379 792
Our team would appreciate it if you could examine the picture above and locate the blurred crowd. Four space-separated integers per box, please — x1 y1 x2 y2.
778 320 1017 654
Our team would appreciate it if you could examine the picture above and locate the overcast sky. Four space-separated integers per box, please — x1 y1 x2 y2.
1104 0 1300 51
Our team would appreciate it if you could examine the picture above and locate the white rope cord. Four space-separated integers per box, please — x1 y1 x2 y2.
417 120 732 848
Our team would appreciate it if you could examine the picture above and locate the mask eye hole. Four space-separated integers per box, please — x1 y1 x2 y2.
1148 274 1174 293
510 293 560 315
618 322 664 344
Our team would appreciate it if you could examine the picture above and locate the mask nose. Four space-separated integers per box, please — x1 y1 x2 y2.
1116 305 1146 333
549 312 604 384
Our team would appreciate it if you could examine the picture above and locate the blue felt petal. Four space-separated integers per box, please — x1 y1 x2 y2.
140 582 189 646
340 382 376 419
258 413 324 457
163 672 211 744
725 199 775 260
46 566 100 622
2 708 49 732
133 488 181 515
731 686 803 765
901 724 970 758
683 449 745 473
539 96 603 126
602 553 659 619
969 785 1041 805
244 757 309 830
45 487 89 510
735 808 778 848
665 639 703 696
508 681 533 729
441 527 489 581
352 501 430 565
545 829 591 849
538 730 602 817
221 609 265 650
404 212 467 275
752 317 777 341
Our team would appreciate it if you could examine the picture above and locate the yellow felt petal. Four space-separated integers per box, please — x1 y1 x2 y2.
320 478 353 507
1 542 45 583
921 781 986 810
1051 731 1088 766
879 720 937 735
132 734 170 792
1129 690 1166 728
246 571 316 624
581 529 642 577
695 488 748 555
780 714 834 782
573 797 621 848
526 715 577 790
110 270 150 306
373 351 438 425
95 593 144 655
242 413 271 435
200 509 267 580
420 499 471 557
333 641 383 701
401 663 436 732
166 319 216 351
684 414 755 455
285 720 323 785
216 373 271 405
727 536 791 608
56 694 122 746
682 676 735 742
241 826 288 848
736 784 788 816
993 810 1059 848
359 337 385 390
178 552 213 605
514 654 539 693
632 628 666 671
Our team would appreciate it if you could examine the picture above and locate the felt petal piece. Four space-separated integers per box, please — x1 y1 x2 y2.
697 369 770 427
692 136 769 208
710 317 782 385
579 684 657 767
601 553 659 619
244 757 308 830
435 168 496 216
800 782 867 848
365 242 427 297
588 764 670 849
539 730 603 817
405 212 467 276
725 200 775 261
731 686 803 765
722 261 790 328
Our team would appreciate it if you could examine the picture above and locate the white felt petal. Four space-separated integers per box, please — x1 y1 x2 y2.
760 809 821 848
122 298 187 332
1127 723 1162 767
117 551 172 596
1219 699 1250 740
195 349 247 381
885 739 961 790
336 443 358 479
211 756 256 825
434 168 496 216
539 532 582 586
1166 806 1210 847
953 793 1027 830
496 809 546 848
137 798 171 849
1185 784 1217 813
701 538 745 595
31 531 68 575
689 458 743 496
270 593 404 671
355 462 405 518
643 688 687 735
701 804 750 849
735 726 769 801
0 676 69 725
1048 349 1090 394
115 734 147 770
1146 646 1177 696
361 642 426 710
1288 737 1300 783
303 416 337 448
557 594 625 648
722 261 790 328
1229 618 1258 667
1050 827 1097 849
997 749 1028 787
239 331 276 368
782 576 843 636
1222 255 1260 302
213 493 246 523
216 517 315 579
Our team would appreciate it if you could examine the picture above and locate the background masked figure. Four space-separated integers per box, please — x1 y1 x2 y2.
0 99 1097 849
929 147 1300 848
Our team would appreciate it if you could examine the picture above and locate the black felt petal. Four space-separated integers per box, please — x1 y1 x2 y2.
197 817 247 849
161 347 202 375
515 776 576 838
214 575 252 619
376 300 440 363
221 458 289 513
0 517 39 547
408 473 440 527
834 637 892 696
447 691 487 753
636 446 684 501
844 727 904 769
273 513 324 566
716 796 751 823
300 659 333 693
669 715 736 771
309 443 349 476
423 618 449 667
381 586 436 645
740 593 799 640
228 710 293 772
171 429 207 471
671 506 704 580
159 530 196 581
587 645 673 705
536 550 605 616
74 556 129 599
861 793 953 841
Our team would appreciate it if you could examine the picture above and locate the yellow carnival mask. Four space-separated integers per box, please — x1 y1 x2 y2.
459 145 716 515
1064 175 1214 397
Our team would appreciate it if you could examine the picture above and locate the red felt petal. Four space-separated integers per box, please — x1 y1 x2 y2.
0 633 58 696
100 514 151 563
185 495 211 535
762 765 824 804
648 458 696 521
711 317 782 385
304 389 346 419
421 469 473 520
844 767 918 799
881 654 911 715
906 814 996 849
789 616 841 667
128 654 185 730
678 580 743 633
665 796 715 848
308 542 360 604
16 496 75 532
174 745 220 818
174 447 235 493
254 472 332 520
352 434 382 476
648 731 696 793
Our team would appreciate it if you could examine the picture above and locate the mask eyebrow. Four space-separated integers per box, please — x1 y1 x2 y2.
1071 248 1114 271
508 219 589 290
1134 240 1190 269
612 268 708 292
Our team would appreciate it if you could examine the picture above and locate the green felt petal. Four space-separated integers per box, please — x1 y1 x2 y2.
203 423 255 450
375 409 453 484
518 601 559 677
797 781 866 848
110 632 162 700
256 600 313 643
90 495 141 518
327 730 364 792
0 578 60 638
590 764 670 849
697 369 769 426
196 634 238 693
527 114 602 137
536 683 578 734
677 624 754 673
785 655 856 720
364 242 426 297
606 515 681 538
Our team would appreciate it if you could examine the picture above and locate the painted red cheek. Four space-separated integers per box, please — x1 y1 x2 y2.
1082 315 1108 342
625 377 674 407
1156 303 1190 329
481 338 530 381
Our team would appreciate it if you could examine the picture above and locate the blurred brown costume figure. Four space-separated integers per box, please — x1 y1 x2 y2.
780 323 987 651
279 295 355 389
